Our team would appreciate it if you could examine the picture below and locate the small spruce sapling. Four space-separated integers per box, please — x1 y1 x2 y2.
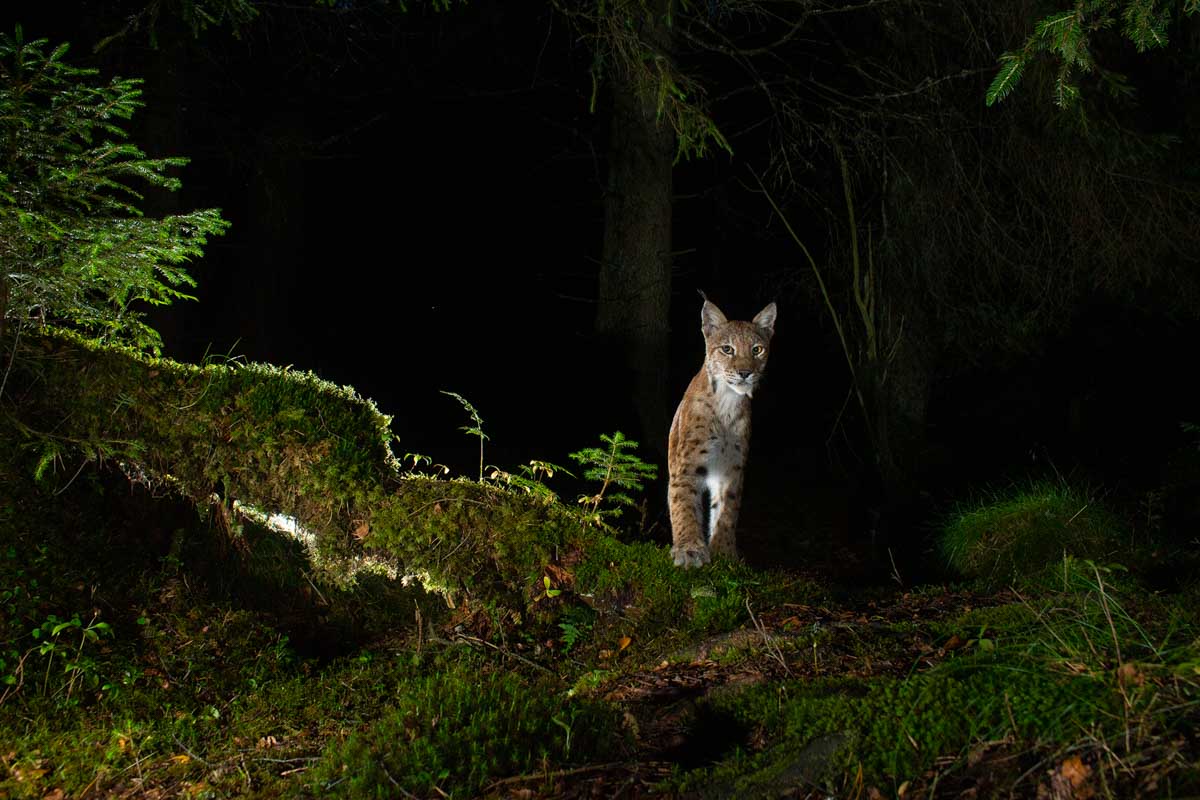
569 431 658 524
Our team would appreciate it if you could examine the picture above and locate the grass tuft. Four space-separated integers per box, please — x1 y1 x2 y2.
938 480 1125 590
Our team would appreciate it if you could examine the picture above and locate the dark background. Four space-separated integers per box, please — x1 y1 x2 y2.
9 1 1200 561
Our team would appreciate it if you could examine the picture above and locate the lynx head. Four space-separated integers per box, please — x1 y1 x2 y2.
701 299 777 397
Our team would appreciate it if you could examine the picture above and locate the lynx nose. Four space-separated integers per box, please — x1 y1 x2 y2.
738 370 753 380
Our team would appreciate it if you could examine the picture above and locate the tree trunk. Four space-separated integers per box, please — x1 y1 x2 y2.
858 308 935 541
596 3 676 454
242 112 307 363
868 346 930 501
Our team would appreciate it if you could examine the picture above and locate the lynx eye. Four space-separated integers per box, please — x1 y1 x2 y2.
719 345 735 355
752 344 765 357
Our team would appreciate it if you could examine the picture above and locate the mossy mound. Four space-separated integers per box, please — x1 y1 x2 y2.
937 481 1126 590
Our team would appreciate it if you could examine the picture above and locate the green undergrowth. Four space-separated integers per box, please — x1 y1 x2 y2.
942 556 1200 685
1 638 620 799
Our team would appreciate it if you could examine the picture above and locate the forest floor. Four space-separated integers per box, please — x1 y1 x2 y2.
2 448 1199 800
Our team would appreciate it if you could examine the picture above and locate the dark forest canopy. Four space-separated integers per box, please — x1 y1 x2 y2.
3 0 1200 511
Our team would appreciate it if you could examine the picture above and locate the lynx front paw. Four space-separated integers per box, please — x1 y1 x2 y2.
672 543 711 568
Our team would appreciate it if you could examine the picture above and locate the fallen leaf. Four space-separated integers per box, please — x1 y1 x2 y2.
1117 662 1145 687
1047 754 1094 800
1060 755 1090 787
544 563 573 584
618 635 632 652
171 754 191 764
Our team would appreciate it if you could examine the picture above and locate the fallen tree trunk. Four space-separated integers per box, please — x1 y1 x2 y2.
0 331 586 606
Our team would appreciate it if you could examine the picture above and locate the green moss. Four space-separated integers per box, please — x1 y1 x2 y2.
572 538 821 639
950 602 1040 634
309 652 624 798
364 475 587 606
2 335 696 620
4 331 399 581
686 659 1118 794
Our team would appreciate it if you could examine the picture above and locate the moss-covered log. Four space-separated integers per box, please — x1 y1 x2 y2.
0 332 594 598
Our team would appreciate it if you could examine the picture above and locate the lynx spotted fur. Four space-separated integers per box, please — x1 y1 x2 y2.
668 299 777 568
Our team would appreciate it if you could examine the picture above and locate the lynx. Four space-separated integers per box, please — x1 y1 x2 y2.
668 298 777 568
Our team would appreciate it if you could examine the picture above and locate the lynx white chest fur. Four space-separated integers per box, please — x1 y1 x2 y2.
668 299 777 568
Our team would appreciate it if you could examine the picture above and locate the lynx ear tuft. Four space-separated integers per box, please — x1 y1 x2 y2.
701 300 728 338
753 302 777 337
